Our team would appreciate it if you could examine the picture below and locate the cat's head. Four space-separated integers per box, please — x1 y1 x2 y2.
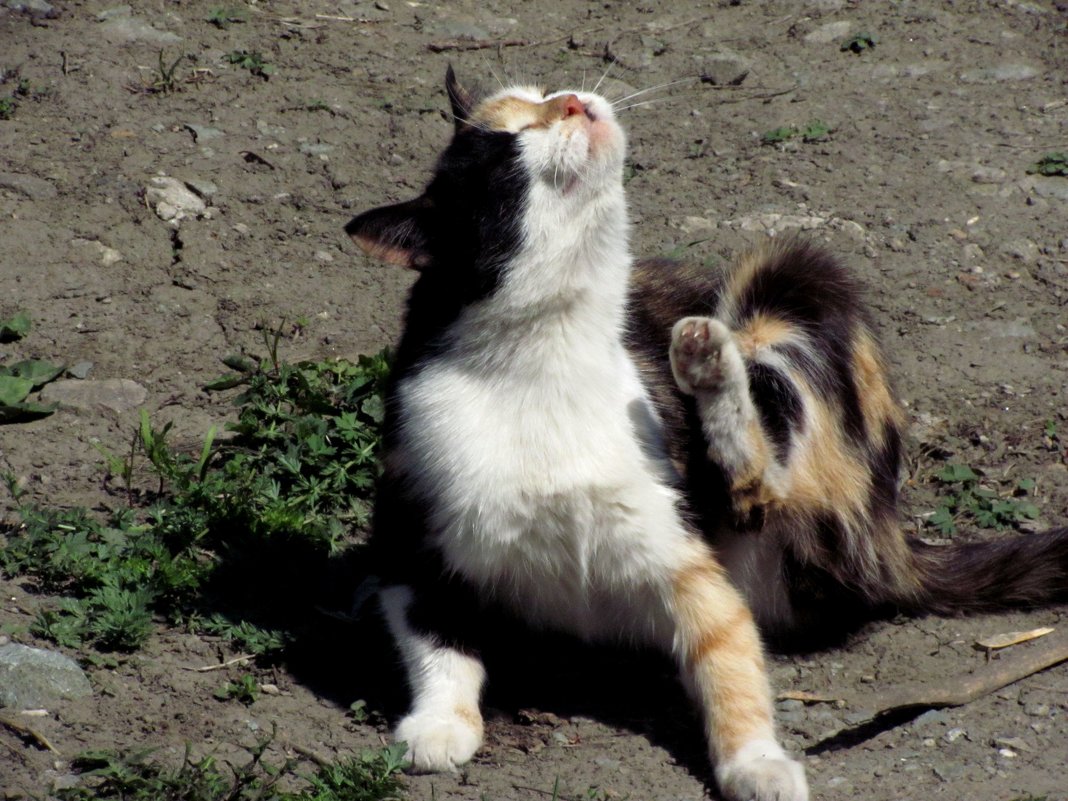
346 67 626 273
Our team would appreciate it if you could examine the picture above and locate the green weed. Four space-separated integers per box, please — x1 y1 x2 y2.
56 735 408 801
1 338 390 653
0 96 15 119
761 120 832 146
1027 152 1068 177
925 463 1040 536
841 32 878 54
0 355 63 423
207 6 249 28
0 310 31 341
226 50 276 79
214 673 259 705
134 50 188 95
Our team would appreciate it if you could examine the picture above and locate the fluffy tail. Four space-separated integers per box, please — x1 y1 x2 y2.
907 528 1068 615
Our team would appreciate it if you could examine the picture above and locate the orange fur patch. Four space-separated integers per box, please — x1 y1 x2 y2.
735 313 795 357
851 330 906 446
471 94 577 132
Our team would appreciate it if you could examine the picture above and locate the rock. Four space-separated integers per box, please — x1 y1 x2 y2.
0 643 92 709
960 64 1040 82
723 212 827 233
39 378 148 413
1000 238 1039 264
1024 176 1068 201
804 20 852 44
67 361 93 379
1023 702 1050 716
943 727 967 743
184 123 223 142
97 6 181 44
72 238 123 266
699 50 751 86
0 172 58 200
144 176 207 226
913 709 949 730
3 0 59 19
299 142 335 156
971 166 1008 184
678 215 717 235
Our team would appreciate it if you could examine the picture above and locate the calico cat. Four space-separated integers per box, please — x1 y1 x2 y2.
346 69 1068 801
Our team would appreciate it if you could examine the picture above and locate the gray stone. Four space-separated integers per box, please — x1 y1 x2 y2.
3 0 58 19
97 6 181 44
67 361 93 379
972 166 1008 184
144 176 207 226
299 142 335 156
960 64 1040 83
699 50 751 86
0 643 92 709
0 172 58 200
913 709 949 730
943 727 967 743
1025 176 1068 201
39 378 148 413
1000 238 1040 264
184 123 223 142
804 20 851 44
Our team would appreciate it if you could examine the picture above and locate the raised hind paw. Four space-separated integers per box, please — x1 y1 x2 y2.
670 316 745 396
395 708 484 773
715 739 809 801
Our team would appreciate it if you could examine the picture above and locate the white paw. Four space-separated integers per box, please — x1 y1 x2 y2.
395 708 483 773
670 316 739 395
715 739 808 801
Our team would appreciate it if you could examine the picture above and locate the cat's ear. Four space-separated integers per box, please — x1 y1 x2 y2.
445 65 476 130
345 196 433 270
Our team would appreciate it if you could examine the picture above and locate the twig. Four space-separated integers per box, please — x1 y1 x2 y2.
427 38 530 53
806 629 1068 750
0 711 60 753
189 653 257 672
290 742 331 767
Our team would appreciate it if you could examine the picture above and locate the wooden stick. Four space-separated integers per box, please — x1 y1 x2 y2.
427 38 530 53
0 711 60 753
189 653 256 672
807 629 1068 747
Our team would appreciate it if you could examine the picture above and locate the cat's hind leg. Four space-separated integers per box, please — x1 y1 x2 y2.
379 585 485 772
670 316 791 521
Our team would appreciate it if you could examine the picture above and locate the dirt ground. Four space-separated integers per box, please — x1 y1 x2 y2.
2 1 1068 799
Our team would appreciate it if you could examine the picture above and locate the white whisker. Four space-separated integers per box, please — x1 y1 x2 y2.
609 77 696 107
613 98 669 113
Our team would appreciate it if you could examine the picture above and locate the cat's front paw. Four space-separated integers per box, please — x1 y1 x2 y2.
395 708 484 773
715 739 808 801
670 316 740 395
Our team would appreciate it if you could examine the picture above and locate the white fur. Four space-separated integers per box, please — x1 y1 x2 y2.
382 88 807 801
379 586 485 772
716 738 810 801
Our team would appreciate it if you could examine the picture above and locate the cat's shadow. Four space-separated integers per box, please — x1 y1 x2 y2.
287 608 715 786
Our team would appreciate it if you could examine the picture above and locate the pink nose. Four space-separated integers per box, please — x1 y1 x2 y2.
561 94 585 118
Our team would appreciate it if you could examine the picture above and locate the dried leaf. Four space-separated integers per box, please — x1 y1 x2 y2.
776 690 842 704
976 627 1054 651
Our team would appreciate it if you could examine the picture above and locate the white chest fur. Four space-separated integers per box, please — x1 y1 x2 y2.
393 320 690 643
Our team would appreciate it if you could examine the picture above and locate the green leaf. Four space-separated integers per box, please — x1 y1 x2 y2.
936 463 978 483
0 375 34 405
0 311 30 342
9 359 65 388
0 401 58 423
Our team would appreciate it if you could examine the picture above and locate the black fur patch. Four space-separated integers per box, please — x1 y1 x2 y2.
746 361 803 462
731 243 867 443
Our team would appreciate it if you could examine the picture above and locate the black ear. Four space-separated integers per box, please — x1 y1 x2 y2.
445 65 476 130
345 196 433 270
